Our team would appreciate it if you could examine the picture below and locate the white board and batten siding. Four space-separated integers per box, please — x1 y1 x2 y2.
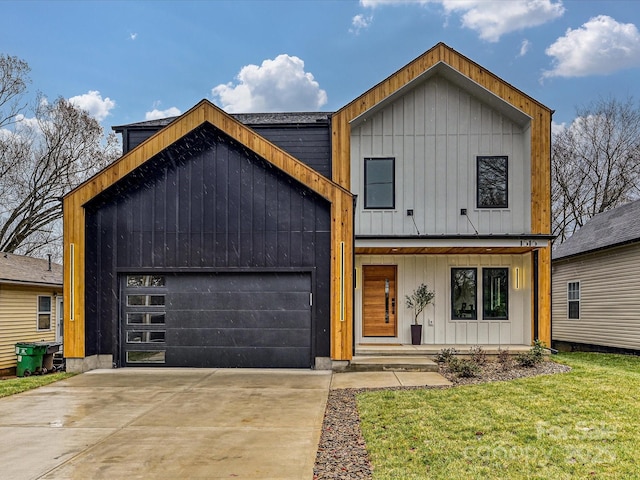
553 244 640 351
351 74 532 236
356 254 531 346
0 284 60 370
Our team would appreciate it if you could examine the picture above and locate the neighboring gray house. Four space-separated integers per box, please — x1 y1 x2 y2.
552 199 640 352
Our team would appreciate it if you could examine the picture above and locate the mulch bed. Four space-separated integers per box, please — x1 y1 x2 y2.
313 360 572 480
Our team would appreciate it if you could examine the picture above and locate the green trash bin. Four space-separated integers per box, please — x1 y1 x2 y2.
15 342 47 377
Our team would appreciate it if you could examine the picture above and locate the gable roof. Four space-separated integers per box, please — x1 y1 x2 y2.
65 100 350 205
331 41 553 239
349 61 532 129
0 252 62 287
553 199 640 260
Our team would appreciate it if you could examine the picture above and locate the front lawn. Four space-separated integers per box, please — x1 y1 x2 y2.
357 353 640 479
0 373 75 398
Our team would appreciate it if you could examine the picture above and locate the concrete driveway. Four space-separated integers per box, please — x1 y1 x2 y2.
0 369 331 480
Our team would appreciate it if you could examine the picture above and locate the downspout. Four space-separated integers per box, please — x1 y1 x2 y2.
352 194 357 356
533 250 539 341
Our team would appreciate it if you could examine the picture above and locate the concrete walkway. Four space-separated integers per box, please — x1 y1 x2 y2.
0 368 450 479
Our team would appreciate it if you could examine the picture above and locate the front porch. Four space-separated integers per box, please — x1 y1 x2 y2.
347 343 533 372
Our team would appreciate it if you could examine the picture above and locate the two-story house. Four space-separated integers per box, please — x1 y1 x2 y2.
62 43 552 372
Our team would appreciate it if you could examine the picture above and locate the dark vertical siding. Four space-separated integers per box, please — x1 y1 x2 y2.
251 125 331 178
118 123 332 179
85 124 331 361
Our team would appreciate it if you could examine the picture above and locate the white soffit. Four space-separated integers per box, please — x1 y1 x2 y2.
349 62 532 129
355 237 549 249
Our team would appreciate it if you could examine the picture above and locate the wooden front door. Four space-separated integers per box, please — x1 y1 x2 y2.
362 265 397 337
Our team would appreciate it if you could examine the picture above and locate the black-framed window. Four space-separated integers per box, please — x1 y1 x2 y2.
477 156 508 208
568 281 580 319
451 268 477 320
483 268 509 320
364 157 395 209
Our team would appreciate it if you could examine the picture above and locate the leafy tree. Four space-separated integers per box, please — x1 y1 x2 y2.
552 96 640 244
0 54 119 258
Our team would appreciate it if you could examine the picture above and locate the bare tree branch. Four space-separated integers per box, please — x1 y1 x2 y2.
553 96 640 244
0 58 119 259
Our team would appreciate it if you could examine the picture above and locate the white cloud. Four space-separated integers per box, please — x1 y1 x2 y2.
211 54 328 113
359 0 564 42
543 15 640 79
0 113 45 140
68 91 115 122
551 120 566 136
130 33 138 40
518 39 531 57
442 0 565 42
350 14 374 34
145 107 181 120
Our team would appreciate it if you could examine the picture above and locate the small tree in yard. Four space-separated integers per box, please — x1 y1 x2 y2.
405 283 435 325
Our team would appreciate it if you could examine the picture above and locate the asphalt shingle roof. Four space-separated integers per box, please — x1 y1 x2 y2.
553 199 640 260
112 112 332 131
0 252 62 286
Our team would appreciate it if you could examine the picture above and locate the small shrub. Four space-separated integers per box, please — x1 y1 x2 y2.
435 348 457 364
469 345 487 366
448 357 480 377
515 340 547 368
497 348 513 371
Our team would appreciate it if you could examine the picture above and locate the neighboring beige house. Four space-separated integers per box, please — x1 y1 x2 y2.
552 199 640 352
0 252 62 373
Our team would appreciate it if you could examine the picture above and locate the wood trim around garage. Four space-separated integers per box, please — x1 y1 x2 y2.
63 100 354 361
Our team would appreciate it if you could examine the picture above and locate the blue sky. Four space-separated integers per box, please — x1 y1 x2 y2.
3 0 640 133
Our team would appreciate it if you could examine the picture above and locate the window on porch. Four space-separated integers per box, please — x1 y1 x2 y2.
451 268 477 319
451 267 509 320
482 268 509 320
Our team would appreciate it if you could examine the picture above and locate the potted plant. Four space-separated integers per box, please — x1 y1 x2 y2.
406 283 435 345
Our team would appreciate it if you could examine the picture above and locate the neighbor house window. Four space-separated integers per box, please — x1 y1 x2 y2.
568 282 580 319
477 156 508 208
364 157 395 209
37 295 52 330
483 268 509 319
451 268 477 319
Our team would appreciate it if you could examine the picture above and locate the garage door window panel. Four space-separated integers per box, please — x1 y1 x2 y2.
127 313 166 325
127 275 166 287
126 294 165 306
126 351 166 363
127 331 166 343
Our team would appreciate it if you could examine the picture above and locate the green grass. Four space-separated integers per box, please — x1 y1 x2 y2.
357 353 640 479
0 373 75 398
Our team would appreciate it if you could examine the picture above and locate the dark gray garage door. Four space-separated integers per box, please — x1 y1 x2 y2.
121 272 312 368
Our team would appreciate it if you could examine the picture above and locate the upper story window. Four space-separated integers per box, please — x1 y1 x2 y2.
568 281 580 319
364 157 395 209
477 156 508 208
